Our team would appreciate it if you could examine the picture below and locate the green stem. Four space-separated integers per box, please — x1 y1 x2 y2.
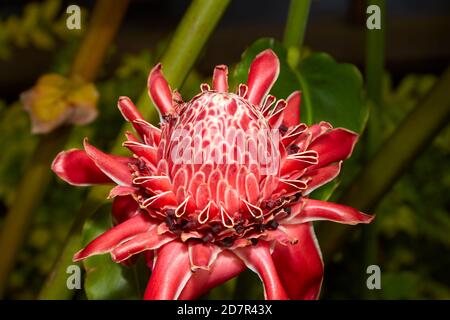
283 0 311 49
38 0 231 300
0 0 130 298
362 0 385 299
365 0 386 155
318 66 450 256
283 0 311 67
71 0 131 81
365 0 385 107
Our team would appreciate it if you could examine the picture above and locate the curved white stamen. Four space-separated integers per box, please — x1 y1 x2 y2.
219 205 235 228
200 83 210 92
175 196 191 218
237 83 248 98
261 95 276 115
141 191 173 208
133 175 168 184
122 140 155 149
287 150 319 164
243 199 264 219
197 201 212 224
279 179 308 190
268 99 286 117
282 124 308 140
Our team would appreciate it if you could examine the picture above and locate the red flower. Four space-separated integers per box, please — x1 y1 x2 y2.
52 50 373 300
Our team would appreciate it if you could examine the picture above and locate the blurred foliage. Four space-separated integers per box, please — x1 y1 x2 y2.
324 73 450 299
0 45 157 298
0 0 84 60
374 74 450 299
0 102 38 205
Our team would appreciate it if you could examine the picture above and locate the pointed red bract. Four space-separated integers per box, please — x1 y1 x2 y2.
111 230 175 263
148 63 174 116
117 96 149 140
111 195 139 224
73 213 155 261
144 241 191 299
235 242 288 300
246 49 280 106
179 250 245 299
52 149 112 186
303 161 341 195
272 223 323 299
83 139 133 186
282 91 301 128
308 128 358 169
287 198 374 225
212 65 228 92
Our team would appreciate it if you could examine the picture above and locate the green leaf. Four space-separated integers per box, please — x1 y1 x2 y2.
310 179 339 201
81 204 148 300
233 38 303 109
297 52 369 132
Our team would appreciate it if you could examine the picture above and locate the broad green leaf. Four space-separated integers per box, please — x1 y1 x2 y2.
81 204 148 300
297 52 369 132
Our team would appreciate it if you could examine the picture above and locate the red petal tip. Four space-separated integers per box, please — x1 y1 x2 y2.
148 63 174 117
246 49 280 106
283 91 301 127
212 64 229 92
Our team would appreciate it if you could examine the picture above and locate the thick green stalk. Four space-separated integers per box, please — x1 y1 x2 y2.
283 0 311 50
283 0 311 67
0 0 130 298
365 0 385 107
318 66 450 256
365 0 386 155
362 0 385 298
39 0 231 299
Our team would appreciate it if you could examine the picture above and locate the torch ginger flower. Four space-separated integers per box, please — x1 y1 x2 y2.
52 50 373 300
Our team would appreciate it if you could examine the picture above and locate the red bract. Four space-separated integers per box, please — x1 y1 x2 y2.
52 49 373 300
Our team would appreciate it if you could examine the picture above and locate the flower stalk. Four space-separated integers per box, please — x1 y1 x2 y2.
362 0 386 298
283 0 311 67
38 0 231 299
0 0 130 297
365 0 386 156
